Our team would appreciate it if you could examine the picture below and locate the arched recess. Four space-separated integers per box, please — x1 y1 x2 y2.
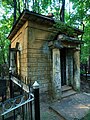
9 42 21 76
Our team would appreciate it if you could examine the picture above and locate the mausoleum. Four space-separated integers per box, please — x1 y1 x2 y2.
8 10 83 100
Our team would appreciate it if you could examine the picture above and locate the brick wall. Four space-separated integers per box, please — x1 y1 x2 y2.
11 21 28 82
27 22 53 100
11 20 55 101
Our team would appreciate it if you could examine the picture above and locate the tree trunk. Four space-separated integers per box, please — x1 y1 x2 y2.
13 0 17 25
17 0 21 14
60 0 65 22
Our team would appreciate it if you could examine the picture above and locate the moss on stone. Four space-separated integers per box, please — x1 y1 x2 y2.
53 21 77 37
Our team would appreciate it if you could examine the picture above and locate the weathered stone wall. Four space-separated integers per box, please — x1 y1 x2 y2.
27 21 53 100
10 19 81 101
10 20 56 100
11 21 29 82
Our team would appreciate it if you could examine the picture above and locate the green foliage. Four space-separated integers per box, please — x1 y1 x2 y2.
31 0 61 18
81 21 90 63
67 0 90 64
81 110 90 120
0 0 90 65
53 21 76 36
0 33 10 64
0 2 12 64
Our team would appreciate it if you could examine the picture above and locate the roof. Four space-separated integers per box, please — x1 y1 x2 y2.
8 9 54 40
8 9 84 40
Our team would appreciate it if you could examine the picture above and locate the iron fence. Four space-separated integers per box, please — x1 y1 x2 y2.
0 92 34 120
81 63 90 81
0 74 40 120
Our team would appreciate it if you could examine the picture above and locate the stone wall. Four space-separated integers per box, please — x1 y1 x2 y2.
27 21 53 100
11 21 28 82
10 20 55 100
10 19 81 101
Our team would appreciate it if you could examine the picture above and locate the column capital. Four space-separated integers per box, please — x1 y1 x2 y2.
48 40 63 49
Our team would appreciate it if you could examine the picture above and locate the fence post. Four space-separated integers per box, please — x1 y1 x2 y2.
9 67 13 98
33 81 40 120
2 115 4 120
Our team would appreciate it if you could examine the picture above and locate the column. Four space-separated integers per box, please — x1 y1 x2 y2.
73 50 80 91
52 48 61 99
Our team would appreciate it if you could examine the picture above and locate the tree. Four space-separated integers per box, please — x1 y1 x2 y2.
0 1 12 64
13 0 17 24
60 0 65 22
0 0 89 65
64 0 90 63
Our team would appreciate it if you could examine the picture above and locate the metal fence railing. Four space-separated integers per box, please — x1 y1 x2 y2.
0 73 40 120
0 92 34 120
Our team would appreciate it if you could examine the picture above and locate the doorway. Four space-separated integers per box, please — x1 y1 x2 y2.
60 48 66 86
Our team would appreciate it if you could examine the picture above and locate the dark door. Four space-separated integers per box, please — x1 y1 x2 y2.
60 48 66 86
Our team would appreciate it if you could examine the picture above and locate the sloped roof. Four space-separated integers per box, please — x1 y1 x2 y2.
8 9 84 40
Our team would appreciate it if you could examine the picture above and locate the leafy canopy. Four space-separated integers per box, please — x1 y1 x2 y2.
0 0 90 64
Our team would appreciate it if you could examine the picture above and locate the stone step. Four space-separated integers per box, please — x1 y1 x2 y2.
61 89 77 98
61 85 72 92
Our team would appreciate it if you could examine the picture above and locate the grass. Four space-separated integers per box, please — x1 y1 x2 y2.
81 110 90 120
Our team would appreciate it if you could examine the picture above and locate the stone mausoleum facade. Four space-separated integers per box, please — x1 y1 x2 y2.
8 10 83 100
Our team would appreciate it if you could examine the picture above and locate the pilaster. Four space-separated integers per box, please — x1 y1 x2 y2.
73 50 80 91
52 48 61 99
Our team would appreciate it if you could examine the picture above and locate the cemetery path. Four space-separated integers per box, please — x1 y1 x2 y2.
40 93 90 120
